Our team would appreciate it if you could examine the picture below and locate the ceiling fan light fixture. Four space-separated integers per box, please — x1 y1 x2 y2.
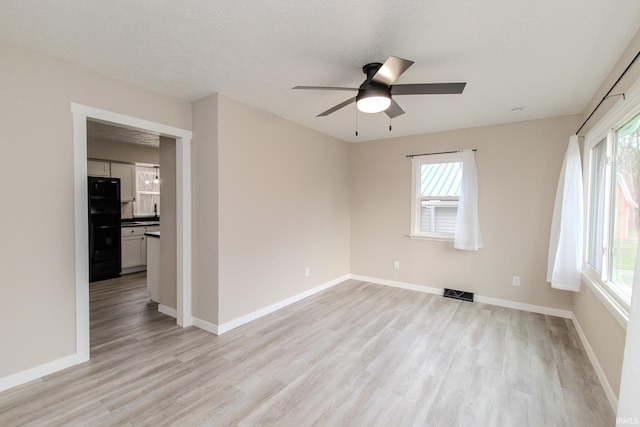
356 86 392 114
357 96 391 113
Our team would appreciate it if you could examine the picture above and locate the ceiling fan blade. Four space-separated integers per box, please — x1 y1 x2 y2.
371 56 414 86
385 99 405 119
317 97 356 117
293 86 358 91
391 82 467 95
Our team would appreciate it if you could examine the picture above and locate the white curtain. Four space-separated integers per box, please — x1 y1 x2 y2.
454 150 483 251
618 239 640 420
547 135 583 291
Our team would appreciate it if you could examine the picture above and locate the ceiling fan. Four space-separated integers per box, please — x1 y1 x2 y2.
293 56 466 118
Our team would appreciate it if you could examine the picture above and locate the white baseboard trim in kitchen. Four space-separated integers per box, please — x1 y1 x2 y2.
349 274 573 319
0 354 83 393
158 304 177 318
216 274 351 335
571 313 618 412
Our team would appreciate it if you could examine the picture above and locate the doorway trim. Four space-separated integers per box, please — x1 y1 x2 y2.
71 103 193 362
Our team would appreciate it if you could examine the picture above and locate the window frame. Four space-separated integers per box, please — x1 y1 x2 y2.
133 165 161 218
583 78 640 328
409 152 462 241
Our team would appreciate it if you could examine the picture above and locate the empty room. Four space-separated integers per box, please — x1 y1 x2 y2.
1 1 640 426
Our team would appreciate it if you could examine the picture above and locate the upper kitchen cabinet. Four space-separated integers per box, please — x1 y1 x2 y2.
87 160 110 177
110 163 135 202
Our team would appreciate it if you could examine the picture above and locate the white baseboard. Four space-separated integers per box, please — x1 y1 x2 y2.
571 313 618 412
192 317 219 335
0 353 83 393
216 274 350 335
351 274 572 318
474 295 572 319
158 304 177 318
350 274 444 296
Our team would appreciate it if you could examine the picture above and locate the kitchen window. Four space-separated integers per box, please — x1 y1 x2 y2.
134 166 160 217
585 110 640 316
410 153 462 240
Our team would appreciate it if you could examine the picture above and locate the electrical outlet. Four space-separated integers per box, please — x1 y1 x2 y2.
512 276 521 286
394 260 400 270
305 267 310 277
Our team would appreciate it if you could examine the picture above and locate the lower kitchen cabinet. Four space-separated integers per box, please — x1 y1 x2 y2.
146 233 160 302
122 227 147 272
121 225 160 273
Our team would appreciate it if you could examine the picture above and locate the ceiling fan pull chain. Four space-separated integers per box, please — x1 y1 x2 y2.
389 117 392 132
355 107 359 136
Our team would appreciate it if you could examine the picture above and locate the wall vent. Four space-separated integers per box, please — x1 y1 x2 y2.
443 288 474 302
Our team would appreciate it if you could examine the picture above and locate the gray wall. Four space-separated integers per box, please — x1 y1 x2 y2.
216 94 350 324
0 40 191 378
159 136 177 310
349 115 577 311
191 94 220 324
571 27 640 399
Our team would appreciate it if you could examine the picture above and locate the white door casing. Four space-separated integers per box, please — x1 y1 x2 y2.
72 103 193 362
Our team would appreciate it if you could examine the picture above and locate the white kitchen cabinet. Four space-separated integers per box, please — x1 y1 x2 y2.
87 160 110 177
146 233 160 302
121 226 147 271
110 163 135 202
121 225 160 274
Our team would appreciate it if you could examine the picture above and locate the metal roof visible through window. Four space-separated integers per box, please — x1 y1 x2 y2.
420 162 462 197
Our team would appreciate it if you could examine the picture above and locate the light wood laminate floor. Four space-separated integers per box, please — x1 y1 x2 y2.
0 273 614 426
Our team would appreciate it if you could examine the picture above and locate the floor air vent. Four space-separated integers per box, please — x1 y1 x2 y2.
443 288 474 302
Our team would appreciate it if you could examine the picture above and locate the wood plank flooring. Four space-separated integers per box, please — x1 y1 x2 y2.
0 273 614 426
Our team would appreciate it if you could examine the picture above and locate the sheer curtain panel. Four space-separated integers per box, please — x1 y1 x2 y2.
454 150 483 251
547 135 583 291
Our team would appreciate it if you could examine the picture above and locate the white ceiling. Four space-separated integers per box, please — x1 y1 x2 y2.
1 1 640 142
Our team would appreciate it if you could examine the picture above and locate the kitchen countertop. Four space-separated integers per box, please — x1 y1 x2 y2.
121 220 160 227
144 231 160 238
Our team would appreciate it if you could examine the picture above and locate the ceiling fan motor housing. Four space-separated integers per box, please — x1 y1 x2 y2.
362 62 384 80
356 83 391 103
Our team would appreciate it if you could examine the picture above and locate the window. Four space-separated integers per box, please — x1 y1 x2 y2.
410 153 463 240
134 166 160 217
586 113 640 308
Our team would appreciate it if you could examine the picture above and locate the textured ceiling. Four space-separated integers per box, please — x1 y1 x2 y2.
87 121 160 147
1 1 640 142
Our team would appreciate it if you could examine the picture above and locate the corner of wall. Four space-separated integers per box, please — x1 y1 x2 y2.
191 92 220 325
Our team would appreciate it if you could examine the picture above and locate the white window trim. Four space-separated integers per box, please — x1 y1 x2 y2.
409 152 461 241
583 76 640 326
134 165 160 217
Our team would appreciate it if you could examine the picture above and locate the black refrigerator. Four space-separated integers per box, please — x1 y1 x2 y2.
88 177 121 282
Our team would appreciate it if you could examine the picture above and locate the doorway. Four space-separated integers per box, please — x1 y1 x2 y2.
72 103 193 363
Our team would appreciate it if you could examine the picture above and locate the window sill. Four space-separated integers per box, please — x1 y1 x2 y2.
408 233 454 242
581 270 629 330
